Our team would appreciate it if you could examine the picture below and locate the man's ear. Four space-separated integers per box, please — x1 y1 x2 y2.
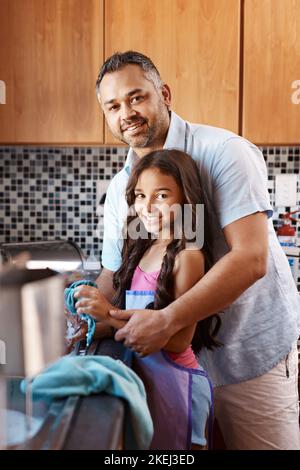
96 90 102 107
161 83 171 108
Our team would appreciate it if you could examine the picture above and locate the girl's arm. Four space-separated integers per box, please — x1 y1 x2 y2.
163 249 205 353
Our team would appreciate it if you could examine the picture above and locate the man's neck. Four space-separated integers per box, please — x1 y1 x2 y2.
133 142 164 159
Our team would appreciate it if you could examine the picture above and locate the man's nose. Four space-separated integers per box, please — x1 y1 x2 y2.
120 102 137 121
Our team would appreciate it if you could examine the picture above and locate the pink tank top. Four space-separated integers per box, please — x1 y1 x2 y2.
131 265 199 369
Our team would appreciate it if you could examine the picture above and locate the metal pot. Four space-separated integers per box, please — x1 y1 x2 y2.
0 267 65 377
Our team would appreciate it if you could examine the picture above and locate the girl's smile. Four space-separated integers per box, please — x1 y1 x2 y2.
134 167 184 237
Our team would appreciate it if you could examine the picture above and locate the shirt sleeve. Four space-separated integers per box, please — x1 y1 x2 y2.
101 181 124 271
211 138 273 229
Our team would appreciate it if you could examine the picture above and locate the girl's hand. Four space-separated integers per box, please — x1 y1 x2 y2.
64 306 85 352
65 322 114 352
65 321 87 352
73 285 126 329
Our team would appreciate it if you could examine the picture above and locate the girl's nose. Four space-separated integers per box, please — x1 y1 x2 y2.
143 198 151 214
145 199 158 214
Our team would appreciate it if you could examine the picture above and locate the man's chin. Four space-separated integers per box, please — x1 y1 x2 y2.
120 128 151 147
122 135 151 148
108 127 152 148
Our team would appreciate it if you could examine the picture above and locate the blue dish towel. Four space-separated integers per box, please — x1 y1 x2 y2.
21 355 153 450
65 280 97 348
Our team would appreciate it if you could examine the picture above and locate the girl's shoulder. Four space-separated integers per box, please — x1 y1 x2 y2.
172 248 205 297
173 248 205 276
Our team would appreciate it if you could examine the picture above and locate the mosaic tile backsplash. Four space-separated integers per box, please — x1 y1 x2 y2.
0 145 299 286
0 146 128 261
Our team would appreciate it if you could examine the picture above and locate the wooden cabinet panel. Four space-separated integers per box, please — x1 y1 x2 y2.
0 0 103 144
104 0 240 144
243 0 300 144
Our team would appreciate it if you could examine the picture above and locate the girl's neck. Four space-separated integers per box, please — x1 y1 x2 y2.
153 237 172 247
153 227 174 246
139 240 170 272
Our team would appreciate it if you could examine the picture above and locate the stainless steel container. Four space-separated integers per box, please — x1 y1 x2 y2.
0 240 84 273
0 267 65 377
0 266 66 449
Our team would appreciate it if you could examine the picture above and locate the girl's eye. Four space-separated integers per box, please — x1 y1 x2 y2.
135 193 144 199
156 193 168 200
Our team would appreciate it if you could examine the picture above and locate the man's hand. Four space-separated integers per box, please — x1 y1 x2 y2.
109 308 173 356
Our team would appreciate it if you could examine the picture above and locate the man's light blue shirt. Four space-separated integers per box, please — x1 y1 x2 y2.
101 111 300 386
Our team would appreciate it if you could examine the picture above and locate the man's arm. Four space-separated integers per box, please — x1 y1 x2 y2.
166 212 268 332
111 212 268 355
96 267 115 302
93 268 117 335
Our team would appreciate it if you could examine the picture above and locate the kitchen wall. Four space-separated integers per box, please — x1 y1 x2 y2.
0 145 299 288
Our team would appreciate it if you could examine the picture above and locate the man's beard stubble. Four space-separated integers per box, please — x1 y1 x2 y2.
120 120 154 148
112 103 169 149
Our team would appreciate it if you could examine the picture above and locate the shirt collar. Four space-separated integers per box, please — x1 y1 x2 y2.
124 111 187 175
163 110 187 153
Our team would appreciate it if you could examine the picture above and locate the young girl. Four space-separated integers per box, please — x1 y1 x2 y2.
73 149 221 450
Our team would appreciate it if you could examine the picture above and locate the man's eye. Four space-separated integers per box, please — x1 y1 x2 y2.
131 96 143 104
109 105 119 111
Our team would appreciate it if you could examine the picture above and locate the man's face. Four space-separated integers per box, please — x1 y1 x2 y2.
98 65 171 151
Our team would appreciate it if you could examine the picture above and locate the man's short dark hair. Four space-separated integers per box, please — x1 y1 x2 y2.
96 50 162 98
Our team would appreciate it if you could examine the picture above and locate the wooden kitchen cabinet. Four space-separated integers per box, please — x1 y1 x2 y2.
243 0 300 144
104 0 241 144
1 0 299 146
0 0 103 144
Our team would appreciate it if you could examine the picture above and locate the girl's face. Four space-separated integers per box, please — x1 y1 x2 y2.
134 168 184 237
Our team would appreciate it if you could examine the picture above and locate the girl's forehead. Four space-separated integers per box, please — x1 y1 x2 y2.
136 167 178 186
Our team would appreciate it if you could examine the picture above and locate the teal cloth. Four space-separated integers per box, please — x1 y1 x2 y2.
21 355 153 450
65 280 97 348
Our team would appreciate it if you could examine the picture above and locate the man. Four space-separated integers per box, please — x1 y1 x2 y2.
81 51 300 449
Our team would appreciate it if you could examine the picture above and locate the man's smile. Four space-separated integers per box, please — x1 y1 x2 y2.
122 120 147 134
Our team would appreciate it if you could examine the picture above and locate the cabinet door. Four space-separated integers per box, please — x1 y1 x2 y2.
0 0 103 144
104 0 240 144
243 0 300 144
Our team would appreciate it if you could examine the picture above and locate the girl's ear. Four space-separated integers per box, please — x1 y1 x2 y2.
161 83 171 108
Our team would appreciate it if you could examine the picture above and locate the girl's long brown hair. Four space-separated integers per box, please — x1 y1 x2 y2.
113 149 221 353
